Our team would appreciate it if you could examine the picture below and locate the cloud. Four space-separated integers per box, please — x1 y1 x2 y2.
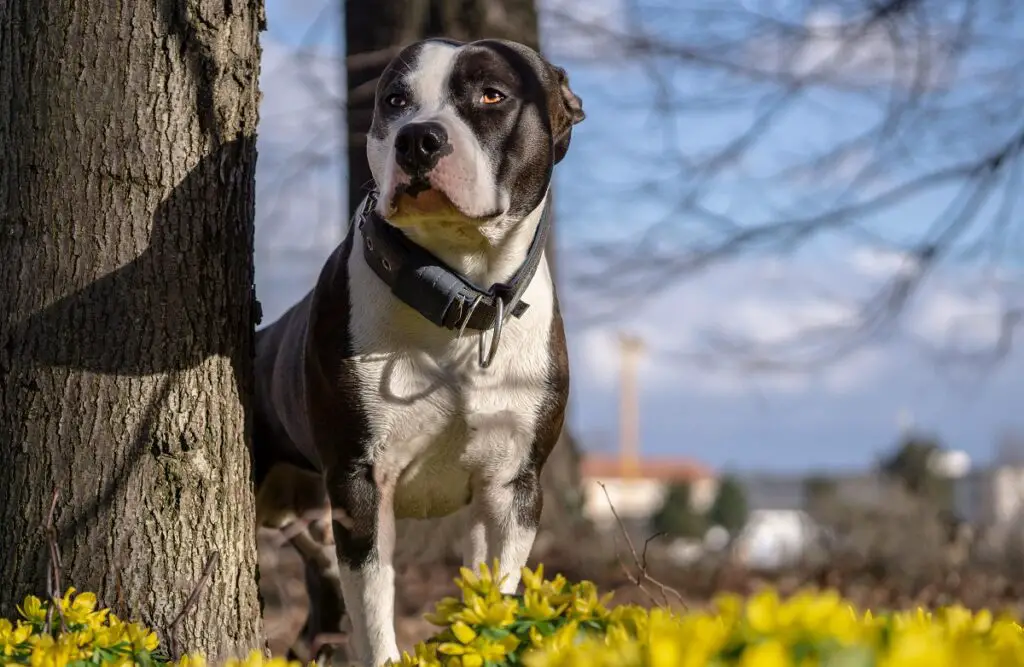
844 246 1020 354
568 236 1024 402
568 253 883 398
848 246 922 280
910 288 1009 351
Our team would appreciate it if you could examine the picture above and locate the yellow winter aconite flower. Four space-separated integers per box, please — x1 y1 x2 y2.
424 597 464 627
221 648 303 667
55 588 99 627
739 638 791 667
0 589 307 667
456 559 506 599
519 590 568 622
0 619 32 656
125 620 161 652
16 597 47 626
394 561 1024 667
6 573 1024 667
453 596 519 628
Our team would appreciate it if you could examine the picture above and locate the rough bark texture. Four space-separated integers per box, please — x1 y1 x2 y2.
344 0 588 541
0 0 266 659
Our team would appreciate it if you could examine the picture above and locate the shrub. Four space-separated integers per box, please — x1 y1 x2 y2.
393 561 1024 667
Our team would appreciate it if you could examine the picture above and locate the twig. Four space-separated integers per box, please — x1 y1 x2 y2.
166 551 220 659
642 532 666 569
44 487 68 633
598 482 688 609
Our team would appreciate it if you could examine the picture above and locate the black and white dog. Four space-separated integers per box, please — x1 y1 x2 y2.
252 37 584 666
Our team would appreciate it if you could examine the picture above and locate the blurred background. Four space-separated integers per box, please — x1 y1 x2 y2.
251 0 1024 659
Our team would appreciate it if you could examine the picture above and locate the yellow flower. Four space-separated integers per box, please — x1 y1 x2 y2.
0 618 32 656
55 589 98 626
456 560 505 598
520 565 570 602
17 596 47 626
452 597 518 627
124 621 160 652
28 632 90 667
520 590 568 621
450 621 477 645
476 634 520 662
437 641 473 657
221 649 304 667
521 564 546 592
10 569 1013 667
646 628 683 667
566 581 610 620
436 632 519 667
745 589 781 635
877 627 954 667
738 639 791 667
424 597 464 627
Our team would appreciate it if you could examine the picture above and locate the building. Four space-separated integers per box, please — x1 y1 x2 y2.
579 454 717 536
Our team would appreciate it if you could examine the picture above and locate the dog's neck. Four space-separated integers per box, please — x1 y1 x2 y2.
385 192 550 288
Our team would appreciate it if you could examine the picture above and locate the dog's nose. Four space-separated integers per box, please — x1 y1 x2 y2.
394 122 449 173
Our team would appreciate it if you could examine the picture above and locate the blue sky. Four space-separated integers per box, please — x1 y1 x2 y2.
253 0 1024 474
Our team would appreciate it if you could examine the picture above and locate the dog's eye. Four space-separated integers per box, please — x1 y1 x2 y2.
385 94 407 109
480 88 506 105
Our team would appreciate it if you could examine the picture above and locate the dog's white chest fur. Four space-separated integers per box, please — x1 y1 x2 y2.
344 224 556 529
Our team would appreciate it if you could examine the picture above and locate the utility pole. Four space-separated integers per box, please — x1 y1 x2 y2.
618 333 645 478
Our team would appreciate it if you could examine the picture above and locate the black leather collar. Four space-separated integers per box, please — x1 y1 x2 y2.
357 190 553 335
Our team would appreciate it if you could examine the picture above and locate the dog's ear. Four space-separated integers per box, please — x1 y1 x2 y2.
546 63 585 165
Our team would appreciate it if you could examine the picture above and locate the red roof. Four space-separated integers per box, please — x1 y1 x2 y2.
580 454 713 482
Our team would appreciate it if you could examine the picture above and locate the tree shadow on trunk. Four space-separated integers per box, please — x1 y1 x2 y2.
0 137 258 601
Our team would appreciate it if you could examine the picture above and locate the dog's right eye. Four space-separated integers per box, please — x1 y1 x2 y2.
385 94 407 109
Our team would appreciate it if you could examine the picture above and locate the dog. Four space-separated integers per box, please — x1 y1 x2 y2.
251 37 584 666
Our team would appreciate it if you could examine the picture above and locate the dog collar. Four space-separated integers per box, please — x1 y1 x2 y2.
356 191 553 364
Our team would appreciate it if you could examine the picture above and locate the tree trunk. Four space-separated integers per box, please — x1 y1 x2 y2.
344 0 587 542
0 0 266 660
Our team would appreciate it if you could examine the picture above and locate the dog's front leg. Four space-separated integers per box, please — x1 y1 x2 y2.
474 465 543 595
326 464 400 667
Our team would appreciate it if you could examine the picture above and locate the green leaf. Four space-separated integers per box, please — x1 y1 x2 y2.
480 626 511 641
822 645 876 667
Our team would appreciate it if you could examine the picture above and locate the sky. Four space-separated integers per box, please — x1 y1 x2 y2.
252 0 1024 475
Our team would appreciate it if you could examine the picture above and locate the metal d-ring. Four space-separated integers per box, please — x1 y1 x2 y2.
455 293 484 346
478 296 504 369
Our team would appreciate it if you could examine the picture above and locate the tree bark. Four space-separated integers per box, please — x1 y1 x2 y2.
344 0 587 541
0 0 266 660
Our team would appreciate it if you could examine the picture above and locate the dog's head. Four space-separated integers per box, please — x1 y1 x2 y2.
367 38 585 236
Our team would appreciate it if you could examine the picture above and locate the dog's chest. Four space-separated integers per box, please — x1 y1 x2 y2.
345 243 555 520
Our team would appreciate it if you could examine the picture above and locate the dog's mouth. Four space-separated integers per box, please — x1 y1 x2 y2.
387 182 457 217
385 181 499 222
